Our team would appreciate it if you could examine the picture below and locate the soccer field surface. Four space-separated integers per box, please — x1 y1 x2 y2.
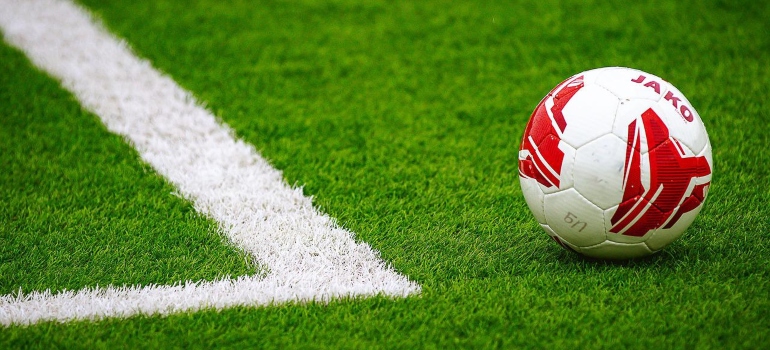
1 0 768 347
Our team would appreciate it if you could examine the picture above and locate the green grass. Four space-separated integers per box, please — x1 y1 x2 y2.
0 40 258 296
2 0 770 348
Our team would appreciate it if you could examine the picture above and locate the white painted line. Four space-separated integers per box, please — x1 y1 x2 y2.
0 0 419 326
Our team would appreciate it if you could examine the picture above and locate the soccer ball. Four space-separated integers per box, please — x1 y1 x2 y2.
518 67 713 259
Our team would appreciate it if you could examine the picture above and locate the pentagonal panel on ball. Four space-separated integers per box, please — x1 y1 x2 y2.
543 188 605 247
572 134 627 210
559 85 619 149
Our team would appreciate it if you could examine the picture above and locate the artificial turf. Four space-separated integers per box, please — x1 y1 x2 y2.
2 0 769 347
0 40 258 296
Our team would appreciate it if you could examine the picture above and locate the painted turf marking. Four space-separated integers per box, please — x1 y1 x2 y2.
0 0 419 326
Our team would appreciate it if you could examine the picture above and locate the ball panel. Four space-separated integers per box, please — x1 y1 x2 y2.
518 133 563 190
574 67 610 85
580 240 653 259
659 81 702 123
603 205 650 244
520 177 546 224
644 138 712 211
572 134 627 210
612 99 663 154
543 188 606 247
655 95 709 157
559 85 619 148
523 108 560 147
645 201 704 251
608 195 667 238
538 141 576 194
595 67 666 101
698 143 714 186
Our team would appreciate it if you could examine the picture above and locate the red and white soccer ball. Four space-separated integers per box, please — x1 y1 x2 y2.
518 67 713 259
